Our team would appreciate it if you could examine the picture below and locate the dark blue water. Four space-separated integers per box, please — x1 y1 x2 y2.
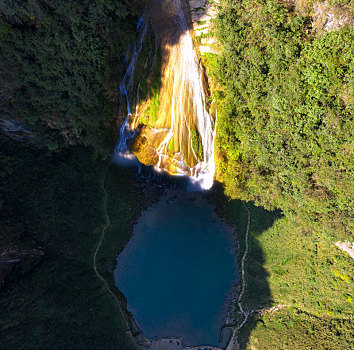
114 191 238 346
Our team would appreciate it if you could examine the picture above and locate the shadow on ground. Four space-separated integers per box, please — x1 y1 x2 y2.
206 181 282 349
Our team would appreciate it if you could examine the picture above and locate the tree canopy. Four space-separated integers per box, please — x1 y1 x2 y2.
0 0 143 151
212 0 353 241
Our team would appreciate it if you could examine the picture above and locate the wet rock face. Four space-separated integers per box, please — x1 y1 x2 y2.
129 126 169 166
147 0 185 31
160 0 182 17
0 117 34 142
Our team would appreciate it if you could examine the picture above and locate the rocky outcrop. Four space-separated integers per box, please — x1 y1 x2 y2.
293 0 353 32
188 0 221 55
141 336 224 350
312 1 354 32
0 116 34 142
335 241 354 260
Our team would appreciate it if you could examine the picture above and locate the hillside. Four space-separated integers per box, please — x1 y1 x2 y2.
206 0 353 348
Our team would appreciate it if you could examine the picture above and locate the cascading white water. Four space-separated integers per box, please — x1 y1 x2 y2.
174 5 216 189
115 16 148 156
115 0 216 190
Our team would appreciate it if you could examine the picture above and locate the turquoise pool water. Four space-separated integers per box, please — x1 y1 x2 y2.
114 191 238 346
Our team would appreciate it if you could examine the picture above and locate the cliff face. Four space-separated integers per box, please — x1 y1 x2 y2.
189 0 220 55
311 1 354 32
0 117 34 143
290 0 354 32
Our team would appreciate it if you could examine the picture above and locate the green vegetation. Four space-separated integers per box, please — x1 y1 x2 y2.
149 94 160 123
191 129 204 161
0 0 143 153
214 0 353 241
221 198 353 318
134 25 155 107
255 215 353 317
328 0 354 10
0 2 152 348
0 139 145 349
147 47 162 123
240 308 353 350
95 165 160 306
1 0 353 348
0 137 158 349
137 32 162 127
211 193 353 350
207 0 354 348
168 137 175 153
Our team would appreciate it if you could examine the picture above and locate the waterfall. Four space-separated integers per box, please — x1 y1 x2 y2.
115 0 216 190
115 16 148 156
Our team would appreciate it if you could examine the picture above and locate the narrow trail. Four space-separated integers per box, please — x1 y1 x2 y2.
92 163 135 342
226 202 252 350
237 202 251 316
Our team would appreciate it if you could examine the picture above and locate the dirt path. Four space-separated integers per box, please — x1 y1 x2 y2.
92 163 135 340
237 202 251 316
226 202 252 350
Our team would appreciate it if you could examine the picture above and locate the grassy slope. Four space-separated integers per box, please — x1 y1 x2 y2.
242 213 353 349
207 184 353 349
242 308 353 350
200 0 354 347
242 215 353 350
0 140 141 349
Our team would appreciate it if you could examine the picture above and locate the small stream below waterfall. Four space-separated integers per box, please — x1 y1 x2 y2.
114 190 238 347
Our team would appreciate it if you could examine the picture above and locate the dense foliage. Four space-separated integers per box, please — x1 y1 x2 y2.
0 2 148 348
213 0 353 241
211 193 353 350
0 0 143 152
205 0 354 348
241 308 353 350
0 0 353 348
0 139 153 349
